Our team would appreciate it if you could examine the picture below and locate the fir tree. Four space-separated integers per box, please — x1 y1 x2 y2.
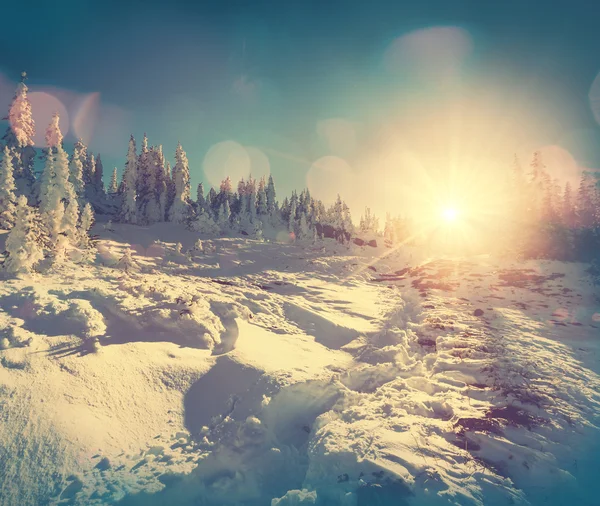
169 142 192 223
45 112 63 150
166 161 176 214
3 195 45 274
528 151 545 220
577 171 596 228
266 174 276 214
207 187 218 216
257 177 268 215
562 182 577 228
39 116 75 247
2 72 36 200
0 146 17 230
116 247 138 273
136 134 160 224
119 135 138 224
218 200 231 231
69 141 85 203
83 153 96 201
298 212 309 239
94 153 105 197
191 208 219 235
197 182 205 209
78 203 95 249
109 167 118 194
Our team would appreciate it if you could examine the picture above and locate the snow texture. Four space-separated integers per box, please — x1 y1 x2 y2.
0 222 599 506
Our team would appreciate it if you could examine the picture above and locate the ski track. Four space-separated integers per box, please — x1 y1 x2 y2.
0 224 599 506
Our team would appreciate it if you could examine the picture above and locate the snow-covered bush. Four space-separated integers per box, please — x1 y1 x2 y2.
63 299 107 339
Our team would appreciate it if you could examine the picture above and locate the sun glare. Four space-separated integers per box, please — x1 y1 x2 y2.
441 207 459 222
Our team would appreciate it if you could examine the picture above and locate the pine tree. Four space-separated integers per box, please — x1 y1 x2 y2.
298 212 309 239
3 195 44 274
78 203 94 249
62 198 79 243
2 72 36 200
218 200 231 231
55 144 78 241
136 134 158 224
562 182 577 228
94 153 105 197
528 151 545 220
266 174 276 214
45 112 63 150
109 167 118 194
288 195 297 233
197 182 205 208
0 146 17 230
119 135 138 224
83 153 96 202
577 171 596 228
257 178 268 216
39 116 75 248
207 187 218 216
116 247 138 273
191 208 219 235
166 161 176 214
169 142 192 223
69 141 85 203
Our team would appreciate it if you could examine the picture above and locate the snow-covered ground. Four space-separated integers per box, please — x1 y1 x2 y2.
0 223 599 506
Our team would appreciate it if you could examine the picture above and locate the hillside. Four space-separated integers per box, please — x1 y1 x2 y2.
0 223 599 506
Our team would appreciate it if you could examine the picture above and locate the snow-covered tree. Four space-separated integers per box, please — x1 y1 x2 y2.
359 207 379 234
577 171 597 228
119 135 138 224
253 219 263 240
218 200 231 231
298 212 309 239
69 141 85 203
0 146 17 230
169 142 192 223
83 152 96 201
266 174 276 214
109 167 118 194
190 209 219 235
45 112 63 150
62 198 79 243
257 178 268 216
38 116 76 248
2 72 36 200
197 182 205 209
77 203 94 249
206 187 217 216
116 247 138 273
3 195 44 274
288 193 297 232
93 153 105 198
136 136 161 223
562 182 577 228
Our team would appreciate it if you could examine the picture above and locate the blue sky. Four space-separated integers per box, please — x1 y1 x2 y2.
1 0 599 213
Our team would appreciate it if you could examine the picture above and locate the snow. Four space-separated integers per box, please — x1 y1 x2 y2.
0 222 599 506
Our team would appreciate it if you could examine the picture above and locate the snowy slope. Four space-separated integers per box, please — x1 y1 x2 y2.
0 223 599 506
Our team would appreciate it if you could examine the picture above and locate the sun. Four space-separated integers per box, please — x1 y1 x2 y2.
441 207 459 222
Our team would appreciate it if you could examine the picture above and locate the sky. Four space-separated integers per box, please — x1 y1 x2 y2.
1 0 600 217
